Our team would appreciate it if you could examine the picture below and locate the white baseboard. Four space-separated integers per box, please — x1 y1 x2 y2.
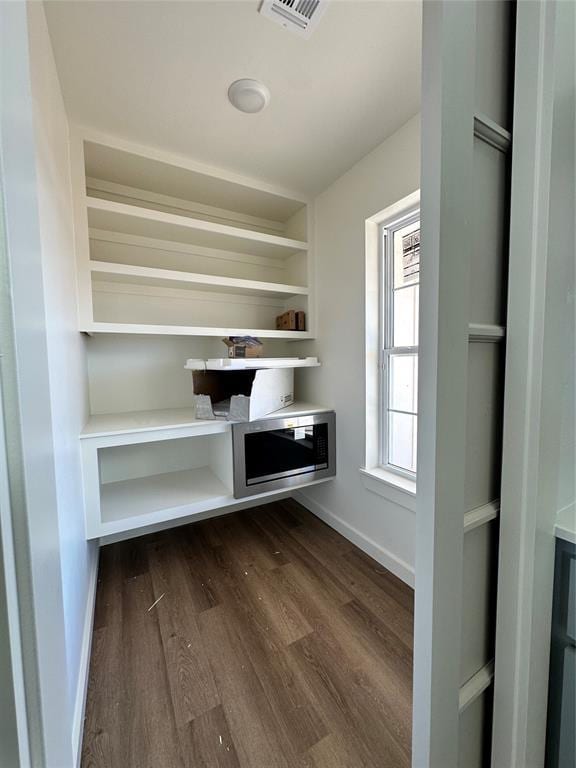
293 491 415 588
71 547 99 767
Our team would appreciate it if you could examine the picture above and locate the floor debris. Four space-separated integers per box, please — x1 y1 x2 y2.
147 592 165 612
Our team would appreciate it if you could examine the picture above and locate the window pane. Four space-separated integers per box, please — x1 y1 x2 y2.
393 221 420 289
388 412 418 473
393 283 419 347
389 354 418 413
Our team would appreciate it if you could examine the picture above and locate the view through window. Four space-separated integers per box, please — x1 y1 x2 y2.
381 213 419 476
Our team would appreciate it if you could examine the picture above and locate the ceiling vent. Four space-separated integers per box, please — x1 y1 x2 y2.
259 0 328 39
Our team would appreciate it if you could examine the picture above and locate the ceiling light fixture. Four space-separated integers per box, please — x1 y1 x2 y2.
227 79 270 114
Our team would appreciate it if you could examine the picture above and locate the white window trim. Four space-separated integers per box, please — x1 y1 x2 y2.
380 209 420 478
359 466 416 510
364 190 420 504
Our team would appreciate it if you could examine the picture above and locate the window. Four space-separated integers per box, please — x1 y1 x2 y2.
380 210 420 477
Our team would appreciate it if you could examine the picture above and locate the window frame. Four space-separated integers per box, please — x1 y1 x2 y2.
379 207 420 480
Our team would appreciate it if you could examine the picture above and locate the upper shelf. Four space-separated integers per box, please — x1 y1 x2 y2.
86 197 308 259
80 322 313 339
90 261 309 299
84 138 307 224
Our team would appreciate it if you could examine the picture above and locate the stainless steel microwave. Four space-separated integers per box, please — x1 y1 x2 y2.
232 411 336 498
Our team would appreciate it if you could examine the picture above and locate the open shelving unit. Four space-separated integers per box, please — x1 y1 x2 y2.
80 402 331 539
72 130 315 338
72 132 327 541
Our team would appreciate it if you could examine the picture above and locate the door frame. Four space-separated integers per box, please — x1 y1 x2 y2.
413 1 563 766
412 1 477 764
0 2 75 765
491 2 565 767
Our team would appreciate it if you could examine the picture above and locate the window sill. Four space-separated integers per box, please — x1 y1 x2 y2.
359 466 416 512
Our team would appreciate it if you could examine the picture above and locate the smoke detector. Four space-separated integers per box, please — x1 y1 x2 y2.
259 0 328 39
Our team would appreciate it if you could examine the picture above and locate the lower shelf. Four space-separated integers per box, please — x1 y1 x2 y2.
100 467 230 526
92 471 333 540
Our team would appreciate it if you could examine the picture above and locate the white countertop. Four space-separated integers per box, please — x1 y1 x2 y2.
555 504 576 545
268 402 332 418
80 408 205 438
81 402 332 439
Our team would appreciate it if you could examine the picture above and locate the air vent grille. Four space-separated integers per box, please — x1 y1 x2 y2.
259 0 328 38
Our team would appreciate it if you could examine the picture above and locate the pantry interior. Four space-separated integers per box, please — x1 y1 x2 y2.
39 0 422 555
0 0 422 758
3 1 423 765
6 2 575 767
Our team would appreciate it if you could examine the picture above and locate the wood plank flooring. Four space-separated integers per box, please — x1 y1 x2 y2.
81 499 414 768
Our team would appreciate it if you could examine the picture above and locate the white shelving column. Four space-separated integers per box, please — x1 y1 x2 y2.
71 128 315 339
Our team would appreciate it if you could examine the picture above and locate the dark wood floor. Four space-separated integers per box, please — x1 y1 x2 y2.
81 499 414 768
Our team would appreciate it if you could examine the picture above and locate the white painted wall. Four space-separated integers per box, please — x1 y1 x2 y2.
294 115 421 585
86 336 293 414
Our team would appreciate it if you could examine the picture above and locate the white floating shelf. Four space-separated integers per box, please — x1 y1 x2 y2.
100 467 231 525
86 197 308 259
95 469 332 540
81 322 313 339
90 261 309 299
184 357 320 371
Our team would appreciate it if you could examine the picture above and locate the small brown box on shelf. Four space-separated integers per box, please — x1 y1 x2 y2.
282 310 297 330
222 336 263 358
276 310 305 331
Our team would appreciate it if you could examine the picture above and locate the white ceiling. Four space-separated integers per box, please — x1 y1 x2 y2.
45 0 421 197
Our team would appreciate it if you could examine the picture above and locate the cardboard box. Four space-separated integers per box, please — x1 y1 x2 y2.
189 367 294 421
280 311 296 330
276 310 306 331
276 310 302 330
222 336 263 358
